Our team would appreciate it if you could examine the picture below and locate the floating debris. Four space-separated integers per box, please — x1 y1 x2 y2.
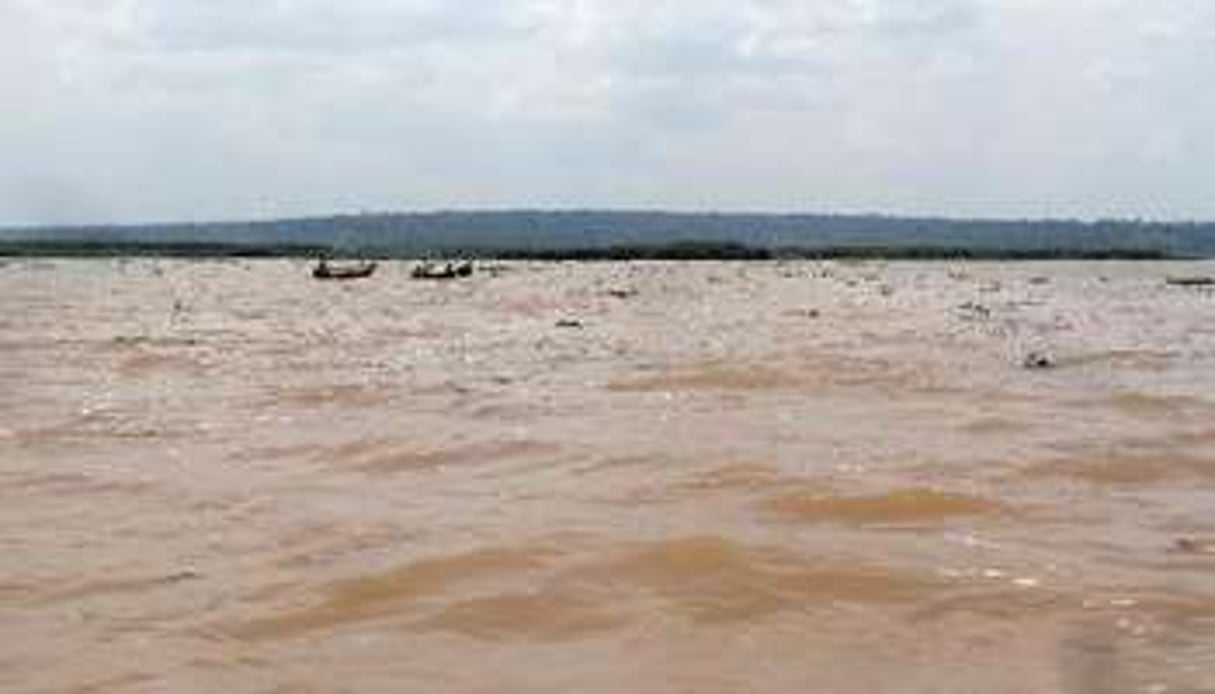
1022 352 1056 370
164 569 204 584
787 308 822 319
555 319 585 329
957 302 991 319
1170 537 1214 555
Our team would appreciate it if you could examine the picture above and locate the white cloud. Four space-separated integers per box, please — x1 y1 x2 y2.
1 0 1213 223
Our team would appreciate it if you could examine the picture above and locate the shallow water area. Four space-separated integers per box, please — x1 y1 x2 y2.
2 259 1214 693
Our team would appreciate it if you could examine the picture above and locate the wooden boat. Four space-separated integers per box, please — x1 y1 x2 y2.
1166 276 1215 287
312 260 377 280
411 260 473 280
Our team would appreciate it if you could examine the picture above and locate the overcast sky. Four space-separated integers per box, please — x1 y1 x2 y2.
2 0 1213 225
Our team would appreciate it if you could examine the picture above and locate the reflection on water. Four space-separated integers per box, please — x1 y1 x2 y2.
2 259 1214 693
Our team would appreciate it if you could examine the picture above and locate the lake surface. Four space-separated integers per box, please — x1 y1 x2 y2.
2 259 1214 693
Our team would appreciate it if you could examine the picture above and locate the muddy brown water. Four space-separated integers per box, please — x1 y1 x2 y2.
2 259 1214 693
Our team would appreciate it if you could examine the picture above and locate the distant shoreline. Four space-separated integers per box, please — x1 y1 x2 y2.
0 240 1180 261
4 210 1213 259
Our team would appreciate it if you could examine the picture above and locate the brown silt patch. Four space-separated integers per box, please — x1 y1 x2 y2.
766 488 1006 526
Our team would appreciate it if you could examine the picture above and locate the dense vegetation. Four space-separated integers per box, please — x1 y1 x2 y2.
1 211 1212 259
0 239 1173 261
490 242 1169 262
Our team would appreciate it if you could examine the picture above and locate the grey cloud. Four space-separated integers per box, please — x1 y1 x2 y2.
128 0 534 53
2 0 1214 224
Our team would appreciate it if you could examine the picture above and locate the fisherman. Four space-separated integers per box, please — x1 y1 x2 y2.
313 256 331 279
